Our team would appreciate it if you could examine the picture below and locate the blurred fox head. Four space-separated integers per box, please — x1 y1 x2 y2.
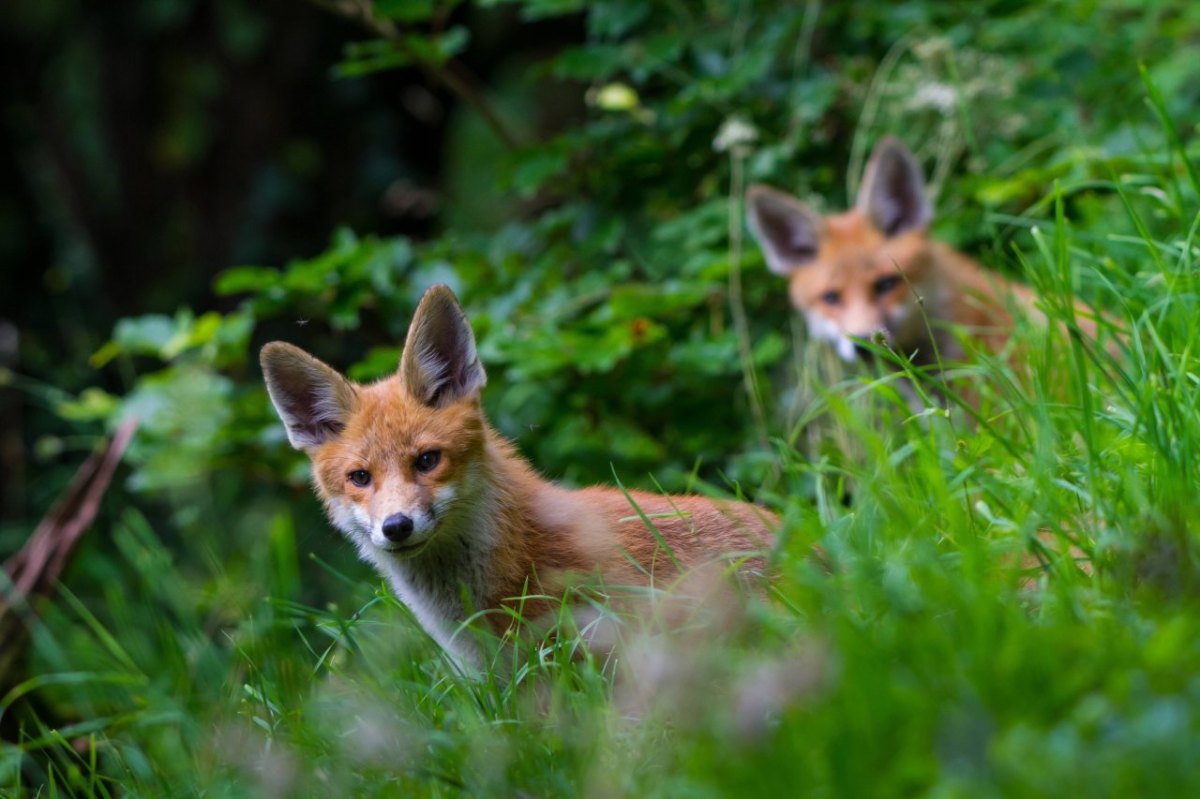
747 137 935 361
261 285 488 560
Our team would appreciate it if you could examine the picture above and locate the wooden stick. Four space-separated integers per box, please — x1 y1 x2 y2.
0 418 138 684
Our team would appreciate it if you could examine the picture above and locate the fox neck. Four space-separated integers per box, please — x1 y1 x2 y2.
365 427 539 668
911 242 1027 361
891 261 962 366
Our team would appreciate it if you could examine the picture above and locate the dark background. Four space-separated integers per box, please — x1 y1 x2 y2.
0 0 584 524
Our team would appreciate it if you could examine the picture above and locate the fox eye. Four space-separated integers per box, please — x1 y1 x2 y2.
348 469 372 487
874 275 901 295
820 290 841 306
414 450 441 474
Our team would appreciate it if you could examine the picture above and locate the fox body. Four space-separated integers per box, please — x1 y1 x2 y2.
261 286 775 666
747 137 1099 365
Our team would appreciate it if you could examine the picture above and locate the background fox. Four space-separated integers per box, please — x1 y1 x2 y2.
746 137 1107 366
261 285 775 666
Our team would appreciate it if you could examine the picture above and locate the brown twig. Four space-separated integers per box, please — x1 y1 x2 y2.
306 0 522 150
0 418 138 685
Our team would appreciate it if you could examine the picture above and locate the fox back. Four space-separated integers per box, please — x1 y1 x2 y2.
747 137 1038 364
261 285 776 667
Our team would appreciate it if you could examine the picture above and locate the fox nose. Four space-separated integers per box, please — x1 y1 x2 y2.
381 513 414 543
853 341 875 361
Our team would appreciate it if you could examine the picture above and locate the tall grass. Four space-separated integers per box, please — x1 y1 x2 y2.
4 117 1200 799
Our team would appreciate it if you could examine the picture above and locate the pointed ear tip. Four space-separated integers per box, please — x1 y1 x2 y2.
875 136 915 161
748 183 790 203
260 341 289 366
259 343 335 383
262 338 311 358
745 186 772 215
413 285 467 321
422 283 459 303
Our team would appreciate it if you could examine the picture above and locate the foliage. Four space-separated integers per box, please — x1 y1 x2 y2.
3 0 1200 796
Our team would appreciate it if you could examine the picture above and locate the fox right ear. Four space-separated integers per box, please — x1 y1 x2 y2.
746 184 824 276
399 285 487 408
857 137 932 236
260 342 358 450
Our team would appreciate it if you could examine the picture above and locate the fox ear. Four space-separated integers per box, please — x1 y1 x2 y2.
260 342 359 450
399 285 487 407
746 184 824 275
857 137 932 237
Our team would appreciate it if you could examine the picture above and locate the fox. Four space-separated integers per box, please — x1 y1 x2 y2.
746 136 1107 367
260 285 776 668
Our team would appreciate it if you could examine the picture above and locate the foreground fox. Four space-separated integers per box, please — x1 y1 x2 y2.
261 285 775 666
747 137 1106 365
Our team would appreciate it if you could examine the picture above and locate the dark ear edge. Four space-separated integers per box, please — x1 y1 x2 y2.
856 137 932 236
745 183 824 276
260 342 358 450
398 285 487 408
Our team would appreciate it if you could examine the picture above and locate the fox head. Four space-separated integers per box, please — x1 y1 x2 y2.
261 285 488 561
747 137 935 362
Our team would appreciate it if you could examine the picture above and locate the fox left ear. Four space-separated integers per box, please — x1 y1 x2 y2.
857 137 932 237
260 342 359 450
746 184 825 276
400 285 487 407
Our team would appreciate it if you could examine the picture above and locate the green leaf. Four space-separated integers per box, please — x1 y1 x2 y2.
511 149 569 197
215 266 279 296
588 0 649 39
112 315 177 357
551 44 623 81
334 39 413 78
403 26 469 66
57 387 120 422
504 0 585 22
374 0 438 23
338 27 470 76
120 365 234 491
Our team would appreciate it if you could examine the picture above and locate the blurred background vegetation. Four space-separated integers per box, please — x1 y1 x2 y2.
2 0 1200 795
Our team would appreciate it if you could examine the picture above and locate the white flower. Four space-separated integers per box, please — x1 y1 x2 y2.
908 82 958 114
714 116 759 154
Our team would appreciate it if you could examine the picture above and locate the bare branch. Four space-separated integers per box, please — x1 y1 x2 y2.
0 418 138 686
304 0 523 150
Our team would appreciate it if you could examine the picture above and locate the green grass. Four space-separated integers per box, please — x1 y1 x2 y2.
5 77 1200 799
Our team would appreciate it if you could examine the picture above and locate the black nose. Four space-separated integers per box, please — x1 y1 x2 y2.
853 342 875 361
381 513 414 543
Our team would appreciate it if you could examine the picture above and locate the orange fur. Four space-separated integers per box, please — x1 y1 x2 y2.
262 286 776 666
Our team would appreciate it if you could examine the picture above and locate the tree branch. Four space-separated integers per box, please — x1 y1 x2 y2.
305 0 523 150
0 418 138 688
